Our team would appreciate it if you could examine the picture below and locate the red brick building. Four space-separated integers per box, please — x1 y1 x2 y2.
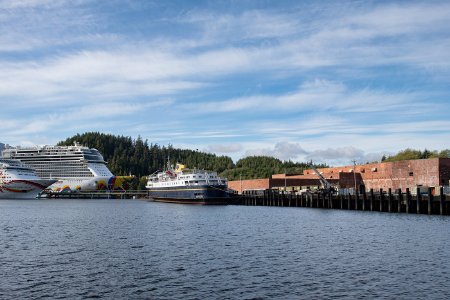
228 158 450 194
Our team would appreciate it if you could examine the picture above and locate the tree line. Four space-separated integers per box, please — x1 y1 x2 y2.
382 148 450 162
59 133 450 185
57 132 325 183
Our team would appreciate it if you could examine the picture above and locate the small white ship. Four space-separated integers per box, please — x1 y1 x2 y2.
146 162 229 204
0 159 56 199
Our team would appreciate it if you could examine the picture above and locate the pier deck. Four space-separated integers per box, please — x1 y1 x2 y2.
232 187 450 216
38 190 149 199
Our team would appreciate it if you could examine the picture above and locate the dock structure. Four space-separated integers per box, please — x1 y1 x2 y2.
38 190 149 199
232 187 450 216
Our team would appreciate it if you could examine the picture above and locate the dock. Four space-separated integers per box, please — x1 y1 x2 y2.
38 190 149 199
232 187 450 216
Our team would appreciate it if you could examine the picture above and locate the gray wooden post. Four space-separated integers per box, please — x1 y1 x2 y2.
406 188 411 213
397 189 402 213
428 187 433 215
362 190 366 211
388 188 392 213
370 189 374 211
380 188 384 212
417 187 422 214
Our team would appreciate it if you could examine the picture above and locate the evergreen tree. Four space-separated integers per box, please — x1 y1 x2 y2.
57 132 328 180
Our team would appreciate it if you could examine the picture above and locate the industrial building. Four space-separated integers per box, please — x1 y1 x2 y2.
228 158 450 195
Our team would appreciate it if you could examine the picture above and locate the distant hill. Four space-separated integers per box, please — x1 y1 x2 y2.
58 132 234 178
57 132 326 182
382 148 450 162
221 156 328 181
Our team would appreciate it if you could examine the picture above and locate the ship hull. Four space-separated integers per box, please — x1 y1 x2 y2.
48 176 134 193
0 179 57 199
148 184 229 205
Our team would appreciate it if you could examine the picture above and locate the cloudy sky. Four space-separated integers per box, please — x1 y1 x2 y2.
1 0 449 165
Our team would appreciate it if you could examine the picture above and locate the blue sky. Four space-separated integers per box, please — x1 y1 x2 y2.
1 0 449 165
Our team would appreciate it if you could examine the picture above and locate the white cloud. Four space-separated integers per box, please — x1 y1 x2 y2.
205 144 243 154
306 146 365 161
1 2 449 107
1 1 450 163
245 142 307 161
185 79 419 116
0 0 69 9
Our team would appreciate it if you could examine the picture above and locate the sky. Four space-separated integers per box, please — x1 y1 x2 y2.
0 0 449 166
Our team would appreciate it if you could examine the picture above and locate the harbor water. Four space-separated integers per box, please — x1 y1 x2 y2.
1 199 450 299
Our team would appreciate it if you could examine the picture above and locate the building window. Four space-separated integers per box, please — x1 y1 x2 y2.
409 172 414 176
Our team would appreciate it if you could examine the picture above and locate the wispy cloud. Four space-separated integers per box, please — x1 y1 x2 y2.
245 142 307 161
185 79 422 116
1 1 450 165
205 144 243 154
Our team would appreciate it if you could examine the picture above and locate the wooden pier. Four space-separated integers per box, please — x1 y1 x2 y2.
231 187 450 216
38 190 149 199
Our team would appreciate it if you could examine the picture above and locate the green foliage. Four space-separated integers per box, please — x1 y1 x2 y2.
58 132 233 176
58 132 327 180
220 155 326 180
138 176 148 190
384 148 450 162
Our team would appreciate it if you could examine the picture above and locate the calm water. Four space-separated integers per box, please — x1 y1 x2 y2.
1 199 449 299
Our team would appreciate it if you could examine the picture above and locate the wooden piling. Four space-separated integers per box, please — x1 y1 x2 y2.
416 187 422 214
428 187 433 215
347 193 351 210
233 186 449 216
362 190 367 211
388 188 392 213
397 189 403 213
370 189 374 211
380 188 384 212
329 193 333 209
406 188 411 213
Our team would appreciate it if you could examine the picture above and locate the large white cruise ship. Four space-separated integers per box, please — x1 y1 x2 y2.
1 143 133 193
0 158 56 199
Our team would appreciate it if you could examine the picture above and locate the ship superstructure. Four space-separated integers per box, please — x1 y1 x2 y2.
0 158 56 199
1 143 132 193
146 162 229 204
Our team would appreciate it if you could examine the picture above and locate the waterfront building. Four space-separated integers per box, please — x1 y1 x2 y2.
228 158 450 195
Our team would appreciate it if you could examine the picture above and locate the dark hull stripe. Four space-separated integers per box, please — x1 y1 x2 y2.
151 198 228 205
148 185 229 205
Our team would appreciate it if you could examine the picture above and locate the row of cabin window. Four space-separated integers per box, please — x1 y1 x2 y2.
179 175 217 179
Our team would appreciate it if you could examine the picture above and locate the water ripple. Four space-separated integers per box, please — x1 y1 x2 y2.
1 200 450 299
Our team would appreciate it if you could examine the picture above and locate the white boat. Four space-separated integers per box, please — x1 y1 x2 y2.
0 158 56 199
1 143 133 193
146 162 229 204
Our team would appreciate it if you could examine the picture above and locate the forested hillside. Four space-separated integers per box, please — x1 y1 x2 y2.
221 156 328 180
58 133 450 184
58 132 234 177
382 149 450 162
57 132 325 181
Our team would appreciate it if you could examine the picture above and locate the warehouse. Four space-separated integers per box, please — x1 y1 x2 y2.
228 158 450 195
